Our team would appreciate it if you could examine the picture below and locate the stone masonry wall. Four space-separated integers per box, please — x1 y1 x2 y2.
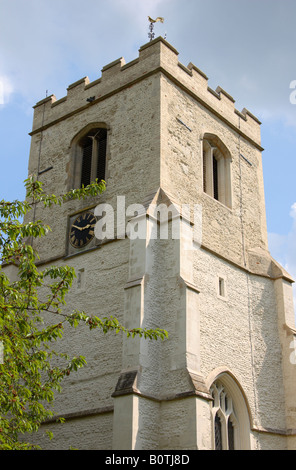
23 37 295 450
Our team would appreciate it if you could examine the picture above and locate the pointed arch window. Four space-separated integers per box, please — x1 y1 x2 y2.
210 380 238 450
71 126 107 189
214 414 223 450
202 135 232 208
227 418 235 450
80 128 107 187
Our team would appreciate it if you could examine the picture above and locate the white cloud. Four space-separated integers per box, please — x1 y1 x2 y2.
0 0 170 104
0 0 295 127
0 75 13 105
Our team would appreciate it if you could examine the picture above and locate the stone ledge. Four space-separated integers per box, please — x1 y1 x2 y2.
112 369 212 402
252 425 296 437
43 405 114 424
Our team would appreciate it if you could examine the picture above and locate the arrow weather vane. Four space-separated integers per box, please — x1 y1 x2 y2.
148 16 164 41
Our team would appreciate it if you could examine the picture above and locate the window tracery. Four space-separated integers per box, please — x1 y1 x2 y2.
210 380 238 450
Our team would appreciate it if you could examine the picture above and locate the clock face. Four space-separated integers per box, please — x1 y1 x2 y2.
69 211 96 249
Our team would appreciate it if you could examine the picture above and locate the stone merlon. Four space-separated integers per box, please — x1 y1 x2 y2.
30 36 262 148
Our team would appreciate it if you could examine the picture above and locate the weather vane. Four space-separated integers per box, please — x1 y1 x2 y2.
148 16 164 41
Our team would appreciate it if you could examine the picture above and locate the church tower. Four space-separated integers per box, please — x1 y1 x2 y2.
27 37 296 450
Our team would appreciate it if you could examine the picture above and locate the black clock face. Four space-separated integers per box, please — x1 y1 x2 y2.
70 212 96 249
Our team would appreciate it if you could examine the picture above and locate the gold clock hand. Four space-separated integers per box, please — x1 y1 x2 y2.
72 225 83 231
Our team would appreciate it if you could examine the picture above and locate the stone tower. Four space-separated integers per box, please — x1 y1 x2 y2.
27 37 296 450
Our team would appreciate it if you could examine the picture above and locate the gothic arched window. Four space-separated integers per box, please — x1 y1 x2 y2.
80 128 107 187
210 380 238 450
214 413 223 450
202 134 232 208
71 125 108 189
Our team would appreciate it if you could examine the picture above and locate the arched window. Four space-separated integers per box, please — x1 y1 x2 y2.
202 134 232 208
208 370 252 450
71 126 108 189
214 413 223 450
210 380 238 450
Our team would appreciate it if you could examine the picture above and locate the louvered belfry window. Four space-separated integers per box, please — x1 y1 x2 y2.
202 135 232 208
96 131 107 183
203 151 207 193
213 155 219 201
80 128 107 188
81 139 93 187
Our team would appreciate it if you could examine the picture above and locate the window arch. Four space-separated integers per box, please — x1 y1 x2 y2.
211 380 238 450
202 134 232 208
71 125 108 189
208 371 252 450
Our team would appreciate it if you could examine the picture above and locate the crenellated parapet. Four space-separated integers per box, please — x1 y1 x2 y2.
31 36 261 146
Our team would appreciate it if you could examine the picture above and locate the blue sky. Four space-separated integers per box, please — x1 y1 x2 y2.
0 0 295 308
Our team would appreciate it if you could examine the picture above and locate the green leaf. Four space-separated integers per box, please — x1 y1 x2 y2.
0 177 167 450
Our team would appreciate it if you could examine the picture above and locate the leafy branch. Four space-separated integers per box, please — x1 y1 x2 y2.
0 176 168 450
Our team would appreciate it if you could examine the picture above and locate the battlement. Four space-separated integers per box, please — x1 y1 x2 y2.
31 36 261 147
